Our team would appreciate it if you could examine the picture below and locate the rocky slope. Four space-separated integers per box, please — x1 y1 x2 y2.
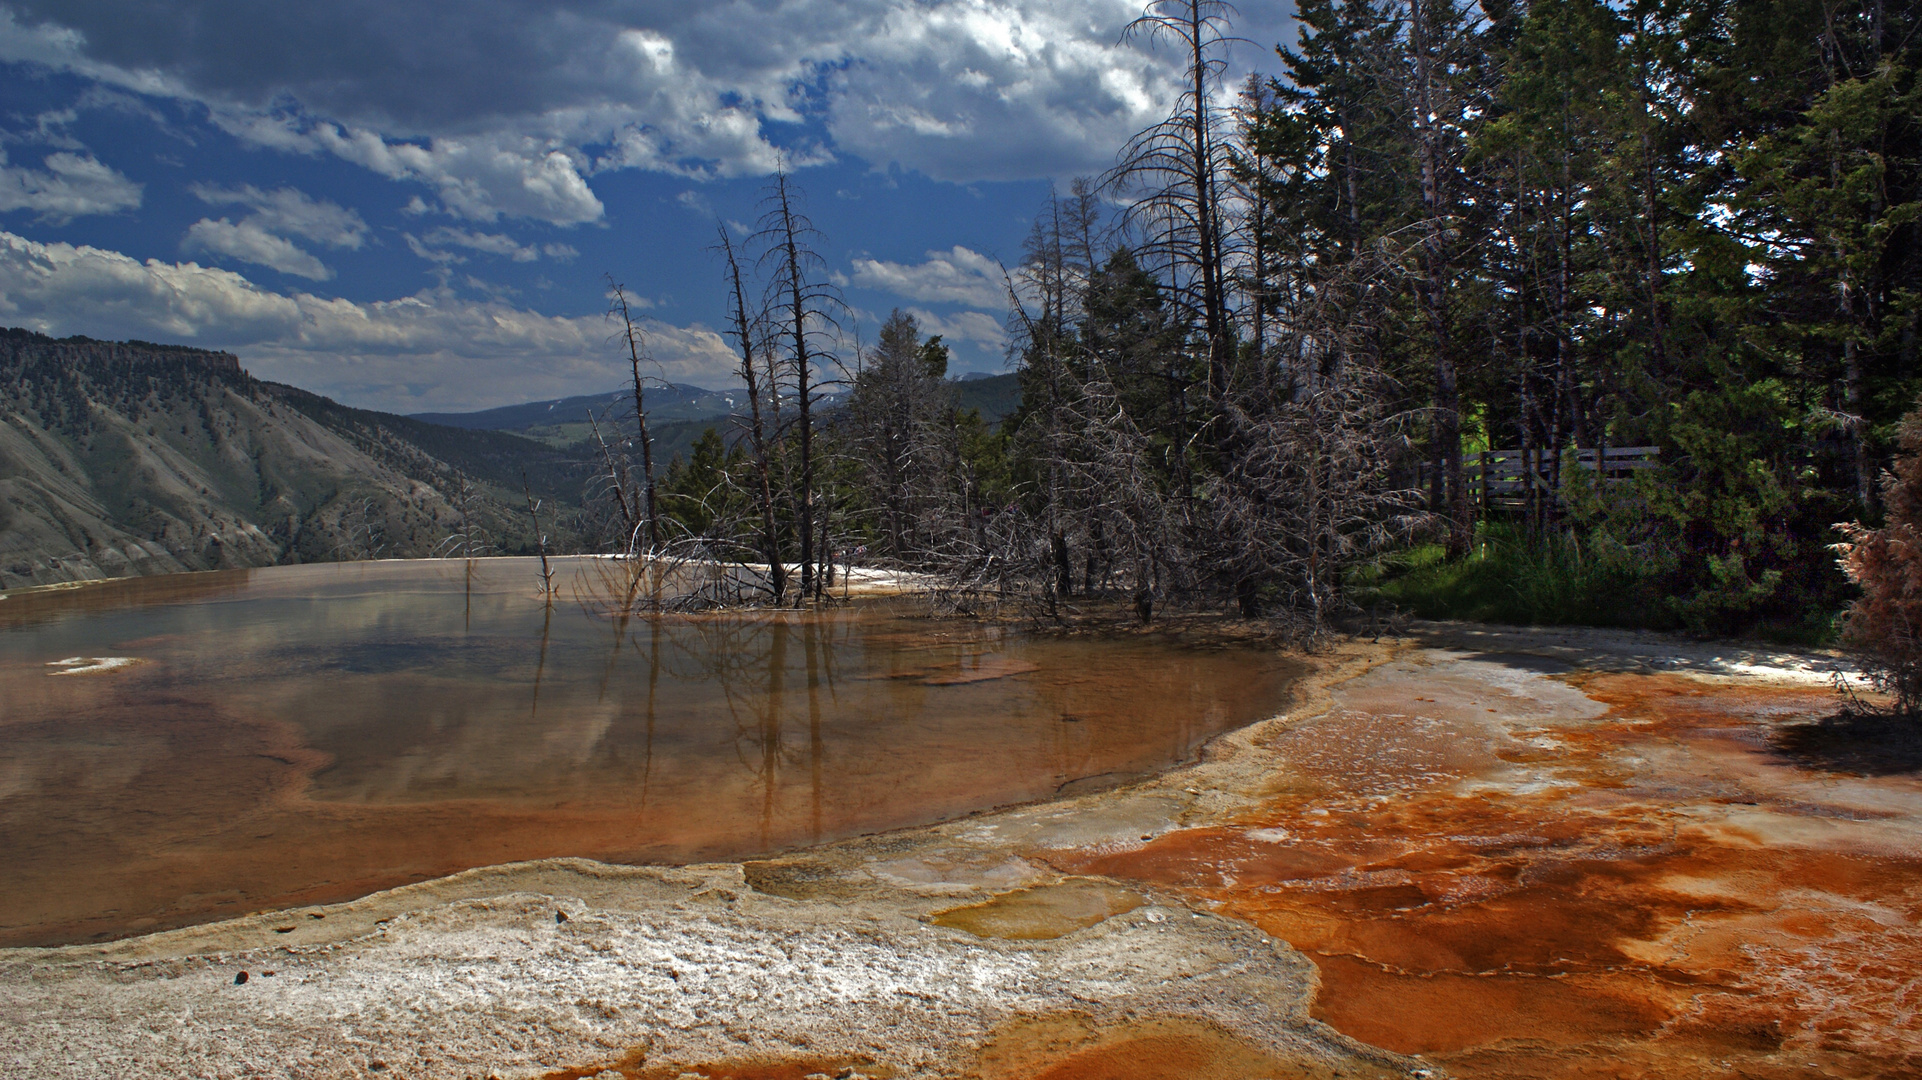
0 328 586 589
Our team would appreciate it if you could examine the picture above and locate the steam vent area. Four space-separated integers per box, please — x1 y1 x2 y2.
3 567 1918 1079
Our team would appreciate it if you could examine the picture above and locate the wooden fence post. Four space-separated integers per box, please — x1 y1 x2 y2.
1479 450 1490 519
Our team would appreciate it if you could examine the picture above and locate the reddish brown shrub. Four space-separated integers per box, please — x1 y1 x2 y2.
1836 398 1922 713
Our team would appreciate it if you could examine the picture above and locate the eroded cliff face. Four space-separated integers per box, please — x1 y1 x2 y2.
0 329 570 588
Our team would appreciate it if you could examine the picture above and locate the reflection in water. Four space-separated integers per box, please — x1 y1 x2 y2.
0 557 1296 947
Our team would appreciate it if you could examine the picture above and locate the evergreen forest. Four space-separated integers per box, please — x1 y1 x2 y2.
603 0 1919 644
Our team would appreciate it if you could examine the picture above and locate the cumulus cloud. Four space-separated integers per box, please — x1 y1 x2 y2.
907 306 1007 351
0 0 1291 198
183 217 333 280
214 113 607 225
851 245 1006 308
192 184 369 249
823 1 1180 182
180 184 365 279
408 226 578 264
0 230 740 411
0 147 142 221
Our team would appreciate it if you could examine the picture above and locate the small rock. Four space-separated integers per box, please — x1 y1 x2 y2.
233 972 248 985
556 910 569 923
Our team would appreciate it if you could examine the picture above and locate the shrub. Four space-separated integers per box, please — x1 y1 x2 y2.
1354 522 1665 629
1835 398 1922 713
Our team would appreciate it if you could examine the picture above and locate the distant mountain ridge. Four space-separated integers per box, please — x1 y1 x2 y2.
0 328 587 589
411 384 746 431
414 370 1025 446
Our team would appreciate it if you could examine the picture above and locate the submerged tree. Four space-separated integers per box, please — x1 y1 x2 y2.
754 170 846 603
717 224 789 604
601 279 661 556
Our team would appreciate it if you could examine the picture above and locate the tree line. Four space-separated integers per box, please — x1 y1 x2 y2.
588 0 1919 639
1253 0 1918 635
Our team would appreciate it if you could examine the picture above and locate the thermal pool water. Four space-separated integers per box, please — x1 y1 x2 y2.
0 557 1299 947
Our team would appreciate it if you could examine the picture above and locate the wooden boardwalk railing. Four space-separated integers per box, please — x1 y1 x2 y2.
1417 446 1661 512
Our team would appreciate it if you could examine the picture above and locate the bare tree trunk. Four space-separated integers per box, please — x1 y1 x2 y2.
1409 0 1468 559
1182 2 1230 406
521 470 555 595
1114 1 1237 410
718 227 788 603
609 280 658 553
586 407 637 543
1845 305 1875 513
772 173 816 604
1632 9 1672 383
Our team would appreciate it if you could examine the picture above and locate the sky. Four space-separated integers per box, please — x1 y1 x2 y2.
0 1 1292 414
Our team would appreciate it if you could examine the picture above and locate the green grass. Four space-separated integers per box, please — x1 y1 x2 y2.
1353 524 1668 629
1353 522 1844 645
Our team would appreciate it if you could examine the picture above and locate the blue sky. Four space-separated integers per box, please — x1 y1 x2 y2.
0 1 1291 413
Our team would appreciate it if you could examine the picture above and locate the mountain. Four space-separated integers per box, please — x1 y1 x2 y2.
415 385 743 470
0 328 590 590
411 384 745 432
952 372 1021 424
420 371 1026 460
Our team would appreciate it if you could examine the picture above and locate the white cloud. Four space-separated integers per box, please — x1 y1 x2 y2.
216 113 607 226
0 0 1294 199
823 1 1183 181
851 245 1007 308
403 232 464 265
403 227 580 265
183 217 333 280
0 230 742 411
427 227 539 261
180 185 365 279
0 148 142 221
192 184 368 249
907 306 1007 351
9 106 84 150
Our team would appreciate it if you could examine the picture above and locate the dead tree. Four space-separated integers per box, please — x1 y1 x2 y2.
1109 0 1246 409
608 278 660 553
985 151 1421 634
754 170 845 604
522 470 556 595
585 405 639 548
1343 0 1482 558
717 224 788 604
434 470 493 559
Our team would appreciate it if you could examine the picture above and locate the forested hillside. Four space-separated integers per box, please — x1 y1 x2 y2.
0 329 587 589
